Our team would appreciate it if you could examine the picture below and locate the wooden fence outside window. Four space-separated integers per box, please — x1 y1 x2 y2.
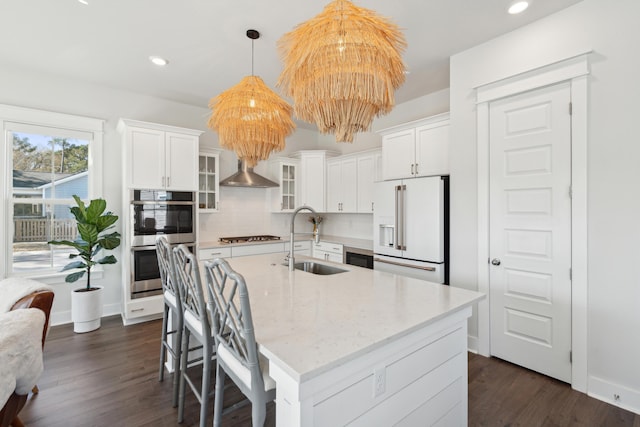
13 218 77 242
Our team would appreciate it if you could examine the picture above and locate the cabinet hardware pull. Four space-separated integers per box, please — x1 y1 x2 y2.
374 258 436 271
410 164 414 175
371 202 374 211
167 176 171 187
131 308 145 312
415 164 419 175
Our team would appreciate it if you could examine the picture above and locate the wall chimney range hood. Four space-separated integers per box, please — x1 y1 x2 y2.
219 159 279 188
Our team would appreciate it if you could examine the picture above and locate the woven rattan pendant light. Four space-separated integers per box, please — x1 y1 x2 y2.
208 29 295 167
277 0 407 143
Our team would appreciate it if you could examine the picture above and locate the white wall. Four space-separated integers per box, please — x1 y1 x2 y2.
450 0 640 412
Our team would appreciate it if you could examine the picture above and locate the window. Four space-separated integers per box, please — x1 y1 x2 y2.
0 105 104 279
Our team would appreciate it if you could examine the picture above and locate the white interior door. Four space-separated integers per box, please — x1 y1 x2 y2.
489 82 572 383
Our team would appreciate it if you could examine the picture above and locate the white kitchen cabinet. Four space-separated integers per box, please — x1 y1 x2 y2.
295 150 336 211
232 242 285 257
119 118 202 191
356 151 380 213
285 240 312 256
269 158 300 212
198 246 232 261
124 295 164 321
199 242 295 261
379 113 449 180
198 149 220 212
326 156 357 213
313 241 343 263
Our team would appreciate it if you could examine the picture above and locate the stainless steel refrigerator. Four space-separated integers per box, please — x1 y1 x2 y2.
373 175 449 283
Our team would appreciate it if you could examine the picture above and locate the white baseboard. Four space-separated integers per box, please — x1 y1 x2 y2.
467 334 479 354
49 302 122 327
589 375 640 415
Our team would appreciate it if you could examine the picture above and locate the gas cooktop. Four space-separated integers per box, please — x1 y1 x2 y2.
218 235 282 244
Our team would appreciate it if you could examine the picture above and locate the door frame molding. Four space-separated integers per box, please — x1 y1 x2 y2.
475 52 590 392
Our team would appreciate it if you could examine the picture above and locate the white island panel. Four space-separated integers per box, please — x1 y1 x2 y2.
224 253 484 426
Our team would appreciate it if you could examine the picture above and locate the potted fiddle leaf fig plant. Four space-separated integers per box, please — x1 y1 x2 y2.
49 195 121 333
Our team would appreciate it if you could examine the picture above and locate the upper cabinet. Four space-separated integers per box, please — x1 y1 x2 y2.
356 151 381 213
325 150 380 213
270 149 379 214
326 156 357 213
292 150 337 212
118 118 202 191
379 113 449 180
198 149 221 212
269 157 300 212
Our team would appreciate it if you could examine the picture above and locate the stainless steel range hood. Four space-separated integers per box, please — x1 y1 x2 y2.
219 159 279 188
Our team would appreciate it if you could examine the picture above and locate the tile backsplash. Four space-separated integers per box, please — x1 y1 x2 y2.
199 187 373 243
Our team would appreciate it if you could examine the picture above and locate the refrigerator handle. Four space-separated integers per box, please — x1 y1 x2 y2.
395 185 401 250
400 184 406 250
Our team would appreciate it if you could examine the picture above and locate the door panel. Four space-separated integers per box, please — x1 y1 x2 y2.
129 127 164 189
489 82 572 383
382 129 415 180
165 132 197 191
403 177 444 262
373 180 402 257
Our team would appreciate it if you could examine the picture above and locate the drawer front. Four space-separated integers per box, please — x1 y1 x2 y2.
198 247 232 260
285 240 312 253
232 242 285 257
126 295 163 319
314 241 344 254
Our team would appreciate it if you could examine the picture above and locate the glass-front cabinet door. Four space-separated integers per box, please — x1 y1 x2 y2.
269 158 300 212
198 150 220 212
281 163 296 211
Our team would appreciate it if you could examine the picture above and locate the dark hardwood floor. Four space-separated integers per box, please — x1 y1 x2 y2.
18 315 640 427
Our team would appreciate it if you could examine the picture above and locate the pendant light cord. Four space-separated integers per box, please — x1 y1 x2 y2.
251 39 254 76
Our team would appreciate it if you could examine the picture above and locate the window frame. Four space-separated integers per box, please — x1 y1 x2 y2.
0 104 104 281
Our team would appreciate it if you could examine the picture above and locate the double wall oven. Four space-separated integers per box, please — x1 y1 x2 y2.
130 189 195 299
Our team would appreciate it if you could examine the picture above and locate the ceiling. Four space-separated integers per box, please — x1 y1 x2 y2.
0 0 582 126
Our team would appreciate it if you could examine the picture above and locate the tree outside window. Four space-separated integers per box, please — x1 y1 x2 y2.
12 131 89 273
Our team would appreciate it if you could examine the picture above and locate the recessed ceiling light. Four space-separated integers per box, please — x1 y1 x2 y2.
78 0 89 4
149 56 169 67
508 1 529 14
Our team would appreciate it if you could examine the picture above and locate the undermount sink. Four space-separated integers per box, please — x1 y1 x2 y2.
286 261 348 275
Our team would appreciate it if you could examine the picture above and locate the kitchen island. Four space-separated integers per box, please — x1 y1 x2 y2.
223 253 484 427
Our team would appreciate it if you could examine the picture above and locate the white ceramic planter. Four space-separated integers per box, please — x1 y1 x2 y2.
71 286 104 333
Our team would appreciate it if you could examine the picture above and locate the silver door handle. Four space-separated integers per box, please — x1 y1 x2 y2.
394 186 401 250
415 163 419 175
491 258 501 266
374 258 436 271
410 164 415 175
399 185 406 250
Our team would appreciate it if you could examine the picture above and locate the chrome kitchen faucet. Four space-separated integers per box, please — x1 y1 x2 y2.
288 205 318 271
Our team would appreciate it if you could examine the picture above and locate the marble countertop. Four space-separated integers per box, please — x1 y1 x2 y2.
199 234 373 251
223 253 484 382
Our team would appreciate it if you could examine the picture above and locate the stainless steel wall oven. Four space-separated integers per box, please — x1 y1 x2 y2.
130 189 196 299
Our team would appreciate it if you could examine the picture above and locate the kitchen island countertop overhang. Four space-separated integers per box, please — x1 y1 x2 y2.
220 253 484 426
